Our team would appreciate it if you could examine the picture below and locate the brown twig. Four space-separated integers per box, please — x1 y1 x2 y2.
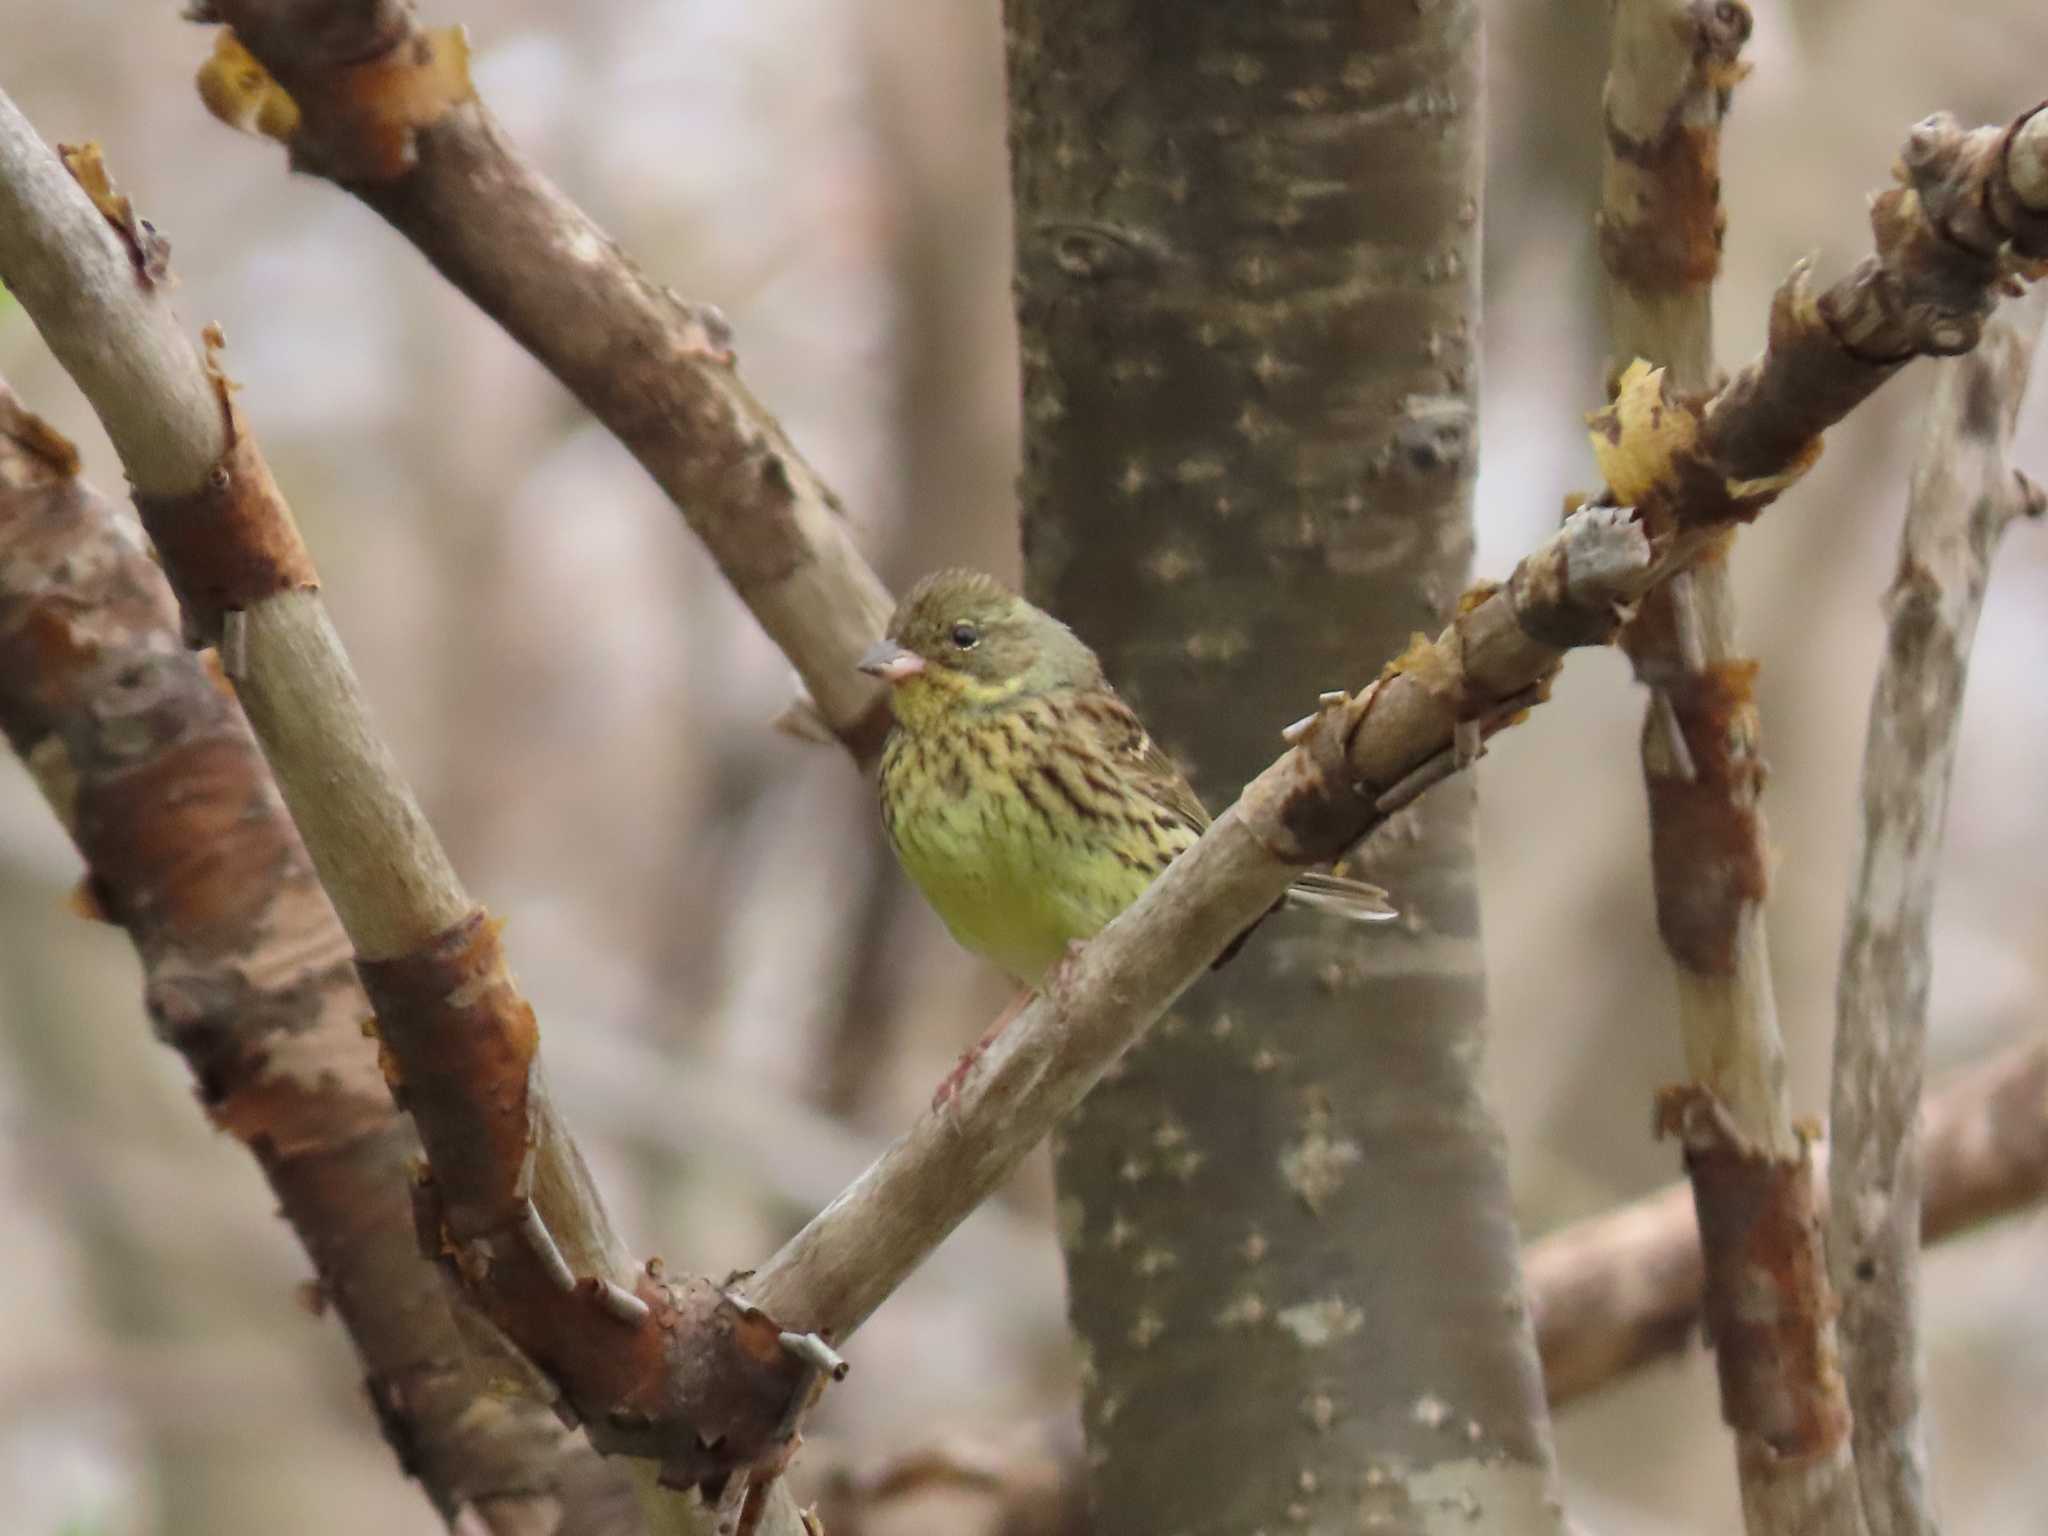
0 384 636 1534
0 95 811 1532
192 0 896 767
1829 285 2048 1536
1599 7 1862 1533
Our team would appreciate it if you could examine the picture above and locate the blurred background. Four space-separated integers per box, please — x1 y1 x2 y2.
2 2 2045 1532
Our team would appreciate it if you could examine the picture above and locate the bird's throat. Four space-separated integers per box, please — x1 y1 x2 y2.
886 669 1029 736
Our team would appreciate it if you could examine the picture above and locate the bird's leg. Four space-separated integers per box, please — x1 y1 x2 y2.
932 987 1034 1111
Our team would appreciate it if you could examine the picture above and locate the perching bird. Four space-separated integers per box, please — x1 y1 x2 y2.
859 569 1395 1002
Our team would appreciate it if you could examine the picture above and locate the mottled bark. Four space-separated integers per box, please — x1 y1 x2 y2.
1534 1031 2048 1406
1830 287 2048 1536
1005 6 1561 1533
0 93 804 1536
0 384 638 1535
1600 7 1861 1533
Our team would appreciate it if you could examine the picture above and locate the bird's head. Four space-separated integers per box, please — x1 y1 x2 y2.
858 569 1100 731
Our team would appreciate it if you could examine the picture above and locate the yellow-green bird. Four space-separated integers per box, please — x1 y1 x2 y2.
859 570 1395 1000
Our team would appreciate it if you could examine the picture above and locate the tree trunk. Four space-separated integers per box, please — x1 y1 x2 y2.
1005 5 1562 1531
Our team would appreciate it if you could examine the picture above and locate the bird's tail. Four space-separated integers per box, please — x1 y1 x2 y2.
1281 870 1398 923
1210 870 1396 971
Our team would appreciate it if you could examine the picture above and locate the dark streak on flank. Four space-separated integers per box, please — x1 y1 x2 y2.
941 746 970 797
1014 769 1054 825
1036 760 1096 824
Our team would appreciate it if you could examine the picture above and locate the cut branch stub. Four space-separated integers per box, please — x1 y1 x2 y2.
582 1275 811 1492
1656 1086 1851 1460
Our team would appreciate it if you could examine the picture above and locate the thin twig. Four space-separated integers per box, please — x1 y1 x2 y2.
1828 284 2048 1536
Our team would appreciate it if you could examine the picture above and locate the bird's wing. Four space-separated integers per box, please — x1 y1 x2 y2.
1071 687 1399 925
1068 687 1212 835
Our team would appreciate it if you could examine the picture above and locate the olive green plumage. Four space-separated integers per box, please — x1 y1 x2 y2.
861 570 1393 986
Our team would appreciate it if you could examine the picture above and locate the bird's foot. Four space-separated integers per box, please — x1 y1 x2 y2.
931 987 1034 1112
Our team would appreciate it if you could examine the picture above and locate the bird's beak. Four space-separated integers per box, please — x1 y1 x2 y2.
857 639 926 684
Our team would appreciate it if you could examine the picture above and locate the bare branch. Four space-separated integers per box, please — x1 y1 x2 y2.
1829 284 2048 1536
0 383 636 1534
813 1024 2048 1536
747 98 2048 1339
194 0 896 765
1532 1035 2048 1405
1598 8 1862 1533
0 94 809 1532
810 1419 1088 1536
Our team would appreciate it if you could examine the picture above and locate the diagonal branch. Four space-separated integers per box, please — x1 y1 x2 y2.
193 0 897 766
0 95 811 1536
813 1030 2048 1536
1829 284 2048 1536
745 97 2048 1339
0 383 639 1536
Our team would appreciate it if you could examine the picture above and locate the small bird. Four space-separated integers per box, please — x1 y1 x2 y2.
860 570 1393 1090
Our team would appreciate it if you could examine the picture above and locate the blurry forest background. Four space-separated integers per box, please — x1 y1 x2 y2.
2 2 2045 1533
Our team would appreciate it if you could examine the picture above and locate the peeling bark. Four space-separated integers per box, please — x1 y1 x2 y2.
0 385 638 1535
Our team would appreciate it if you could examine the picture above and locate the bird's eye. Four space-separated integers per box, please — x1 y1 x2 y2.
949 622 981 650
